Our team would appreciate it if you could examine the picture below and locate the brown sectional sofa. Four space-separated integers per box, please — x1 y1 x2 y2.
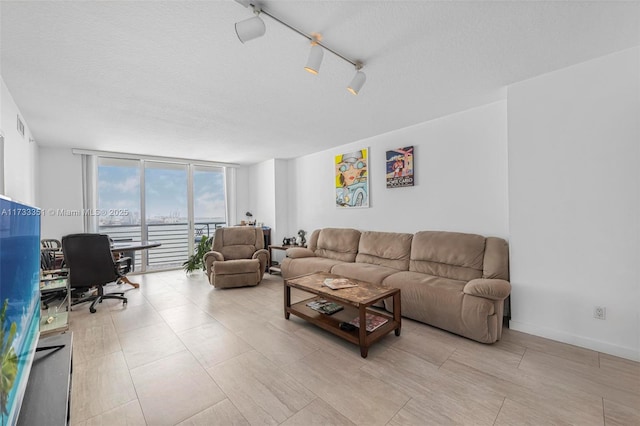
281 228 511 344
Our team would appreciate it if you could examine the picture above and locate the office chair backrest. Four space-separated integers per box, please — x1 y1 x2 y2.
62 233 118 289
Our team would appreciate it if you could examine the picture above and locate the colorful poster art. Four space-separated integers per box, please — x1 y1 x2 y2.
386 146 414 188
335 148 369 208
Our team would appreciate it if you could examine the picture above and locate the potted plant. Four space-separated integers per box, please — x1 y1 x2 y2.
182 236 213 274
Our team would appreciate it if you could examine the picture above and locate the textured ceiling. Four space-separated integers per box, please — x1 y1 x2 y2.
1 1 638 165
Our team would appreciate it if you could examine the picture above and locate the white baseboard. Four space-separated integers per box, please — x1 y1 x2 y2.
509 320 640 362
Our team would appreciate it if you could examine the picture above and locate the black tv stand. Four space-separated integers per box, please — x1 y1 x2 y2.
18 332 73 426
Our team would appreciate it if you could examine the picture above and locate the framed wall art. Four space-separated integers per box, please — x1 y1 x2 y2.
386 146 414 188
335 148 369 208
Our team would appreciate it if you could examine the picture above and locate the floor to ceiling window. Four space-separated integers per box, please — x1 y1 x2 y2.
96 156 228 272
193 165 227 241
97 158 143 270
144 161 189 270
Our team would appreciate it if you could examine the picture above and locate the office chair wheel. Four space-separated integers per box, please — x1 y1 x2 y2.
90 306 96 313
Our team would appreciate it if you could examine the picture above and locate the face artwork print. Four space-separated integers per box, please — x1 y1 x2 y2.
335 148 369 208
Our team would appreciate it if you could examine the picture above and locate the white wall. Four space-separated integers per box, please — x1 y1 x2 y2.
229 166 247 226
273 158 290 243
1 77 39 205
247 159 277 237
38 147 84 239
287 101 509 238
508 47 640 361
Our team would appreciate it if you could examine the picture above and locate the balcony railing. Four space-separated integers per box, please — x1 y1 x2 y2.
99 221 225 271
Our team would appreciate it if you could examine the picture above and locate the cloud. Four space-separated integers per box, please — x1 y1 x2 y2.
99 176 139 194
196 191 226 217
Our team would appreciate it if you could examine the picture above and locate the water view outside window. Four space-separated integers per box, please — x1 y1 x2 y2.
145 162 189 269
193 166 227 240
98 158 143 270
97 158 227 271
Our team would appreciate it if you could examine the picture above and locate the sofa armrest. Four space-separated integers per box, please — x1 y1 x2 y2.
204 251 224 275
464 278 511 301
286 247 316 259
252 249 269 279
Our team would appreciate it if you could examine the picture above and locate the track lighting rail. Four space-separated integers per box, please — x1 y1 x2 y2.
257 7 359 68
235 0 366 94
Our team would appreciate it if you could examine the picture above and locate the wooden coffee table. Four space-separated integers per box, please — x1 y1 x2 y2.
284 272 401 358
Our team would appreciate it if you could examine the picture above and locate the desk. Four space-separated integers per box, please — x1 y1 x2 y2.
111 240 162 252
110 241 161 288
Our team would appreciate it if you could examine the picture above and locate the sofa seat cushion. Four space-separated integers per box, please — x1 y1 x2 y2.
382 271 496 343
331 262 400 285
281 257 348 279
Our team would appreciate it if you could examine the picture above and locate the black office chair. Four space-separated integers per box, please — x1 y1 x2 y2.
62 233 130 313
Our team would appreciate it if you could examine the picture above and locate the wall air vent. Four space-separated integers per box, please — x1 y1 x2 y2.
17 115 25 137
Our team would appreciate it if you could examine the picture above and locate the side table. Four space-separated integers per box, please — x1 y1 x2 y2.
268 245 305 274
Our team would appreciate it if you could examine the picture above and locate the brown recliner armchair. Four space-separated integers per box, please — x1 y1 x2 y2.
204 227 269 288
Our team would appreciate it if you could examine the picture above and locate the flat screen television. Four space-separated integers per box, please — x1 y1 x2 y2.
0 196 41 426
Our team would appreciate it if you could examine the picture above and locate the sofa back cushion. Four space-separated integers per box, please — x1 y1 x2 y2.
213 227 263 260
410 231 485 281
311 228 360 262
356 231 412 270
483 237 509 280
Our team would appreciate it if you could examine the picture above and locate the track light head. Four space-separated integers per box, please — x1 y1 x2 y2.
235 8 266 43
304 35 324 75
347 62 366 95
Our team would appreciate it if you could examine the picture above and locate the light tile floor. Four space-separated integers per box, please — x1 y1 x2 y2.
68 270 640 425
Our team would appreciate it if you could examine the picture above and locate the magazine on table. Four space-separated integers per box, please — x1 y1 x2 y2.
305 299 344 315
322 278 358 290
348 313 389 332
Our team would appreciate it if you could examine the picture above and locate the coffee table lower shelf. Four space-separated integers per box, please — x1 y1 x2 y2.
284 273 401 358
288 299 399 357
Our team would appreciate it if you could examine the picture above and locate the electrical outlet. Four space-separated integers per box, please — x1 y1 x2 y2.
594 306 606 320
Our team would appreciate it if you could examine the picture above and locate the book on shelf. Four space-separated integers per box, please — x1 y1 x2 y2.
305 299 343 315
306 299 328 310
318 302 343 314
322 278 358 290
39 277 67 290
348 313 389 332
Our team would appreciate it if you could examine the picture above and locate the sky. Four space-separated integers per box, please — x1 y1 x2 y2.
98 165 226 223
